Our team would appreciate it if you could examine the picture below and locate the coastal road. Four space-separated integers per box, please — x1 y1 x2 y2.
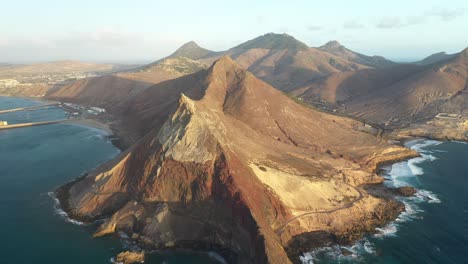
275 185 364 235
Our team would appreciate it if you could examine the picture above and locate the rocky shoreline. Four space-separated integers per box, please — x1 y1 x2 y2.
53 136 421 264
284 149 421 262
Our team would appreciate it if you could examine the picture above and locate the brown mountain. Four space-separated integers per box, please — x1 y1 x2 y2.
292 48 468 134
318 40 396 68
57 56 415 263
47 34 372 111
198 33 371 92
47 57 207 107
415 51 457 66
166 41 215 60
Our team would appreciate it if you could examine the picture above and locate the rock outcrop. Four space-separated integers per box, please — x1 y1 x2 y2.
114 251 145 264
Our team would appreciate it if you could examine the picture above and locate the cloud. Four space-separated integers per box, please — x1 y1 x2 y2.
377 7 465 29
307 25 322 31
425 7 465 21
377 16 425 29
0 36 8 46
343 20 364 29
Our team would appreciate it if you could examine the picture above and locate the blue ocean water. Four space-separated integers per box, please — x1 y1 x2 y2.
0 97 221 264
301 140 468 264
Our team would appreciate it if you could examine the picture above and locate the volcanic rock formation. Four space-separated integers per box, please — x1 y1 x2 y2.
58 56 416 263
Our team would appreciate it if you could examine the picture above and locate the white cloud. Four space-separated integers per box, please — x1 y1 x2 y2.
425 7 465 21
377 7 465 29
307 25 322 31
343 20 364 29
377 16 425 29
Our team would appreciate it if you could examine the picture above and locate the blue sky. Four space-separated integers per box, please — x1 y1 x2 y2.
1 0 467 63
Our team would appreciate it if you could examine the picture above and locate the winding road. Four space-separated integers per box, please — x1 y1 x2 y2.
275 185 364 235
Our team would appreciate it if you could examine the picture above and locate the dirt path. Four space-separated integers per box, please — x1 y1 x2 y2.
275 185 364 235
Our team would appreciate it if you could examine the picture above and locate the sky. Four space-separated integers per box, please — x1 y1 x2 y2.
1 0 467 63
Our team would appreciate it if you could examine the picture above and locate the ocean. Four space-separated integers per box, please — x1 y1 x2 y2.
0 97 221 264
301 140 468 264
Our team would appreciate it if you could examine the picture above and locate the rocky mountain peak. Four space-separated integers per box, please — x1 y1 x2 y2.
232 32 309 50
168 41 214 60
320 40 344 50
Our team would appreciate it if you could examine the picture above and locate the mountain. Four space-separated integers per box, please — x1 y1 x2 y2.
231 33 309 50
167 41 215 60
292 47 468 138
318 41 396 68
194 33 371 92
112 33 380 94
415 51 457 66
1 34 402 99
57 57 415 263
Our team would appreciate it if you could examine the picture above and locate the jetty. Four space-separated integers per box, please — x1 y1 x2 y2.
0 103 60 114
0 119 69 130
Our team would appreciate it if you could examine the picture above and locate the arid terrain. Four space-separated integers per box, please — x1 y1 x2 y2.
291 47 468 141
0 60 137 97
1 33 467 263
55 57 417 263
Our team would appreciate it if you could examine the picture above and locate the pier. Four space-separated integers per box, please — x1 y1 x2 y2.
0 103 69 130
0 119 69 130
0 103 60 114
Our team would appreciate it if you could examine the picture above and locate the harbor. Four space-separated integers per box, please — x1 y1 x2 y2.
0 100 108 131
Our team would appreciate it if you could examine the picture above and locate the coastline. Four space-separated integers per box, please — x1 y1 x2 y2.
299 138 446 263
0 95 128 151
52 131 430 263
3 94 463 263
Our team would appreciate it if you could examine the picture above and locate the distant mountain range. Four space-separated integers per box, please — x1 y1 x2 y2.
293 48 468 129
46 32 467 132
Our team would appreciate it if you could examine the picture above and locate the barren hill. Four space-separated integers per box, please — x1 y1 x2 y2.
319 40 396 68
166 41 215 60
293 48 468 134
195 33 372 92
57 56 415 263
45 34 384 103
415 51 457 66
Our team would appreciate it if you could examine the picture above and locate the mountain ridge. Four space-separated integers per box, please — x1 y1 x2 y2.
318 40 396 68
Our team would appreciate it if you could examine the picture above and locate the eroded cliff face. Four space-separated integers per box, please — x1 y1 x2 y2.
59 56 416 263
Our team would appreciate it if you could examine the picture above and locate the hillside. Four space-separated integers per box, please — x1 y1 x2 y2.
318 40 396 68
57 57 416 263
292 48 468 138
166 41 215 60
196 33 371 92
415 51 457 66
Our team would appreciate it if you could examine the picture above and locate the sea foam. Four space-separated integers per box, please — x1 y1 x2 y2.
48 192 86 226
300 139 443 263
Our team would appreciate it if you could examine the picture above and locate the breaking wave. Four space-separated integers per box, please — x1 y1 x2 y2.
48 192 86 226
300 139 442 263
